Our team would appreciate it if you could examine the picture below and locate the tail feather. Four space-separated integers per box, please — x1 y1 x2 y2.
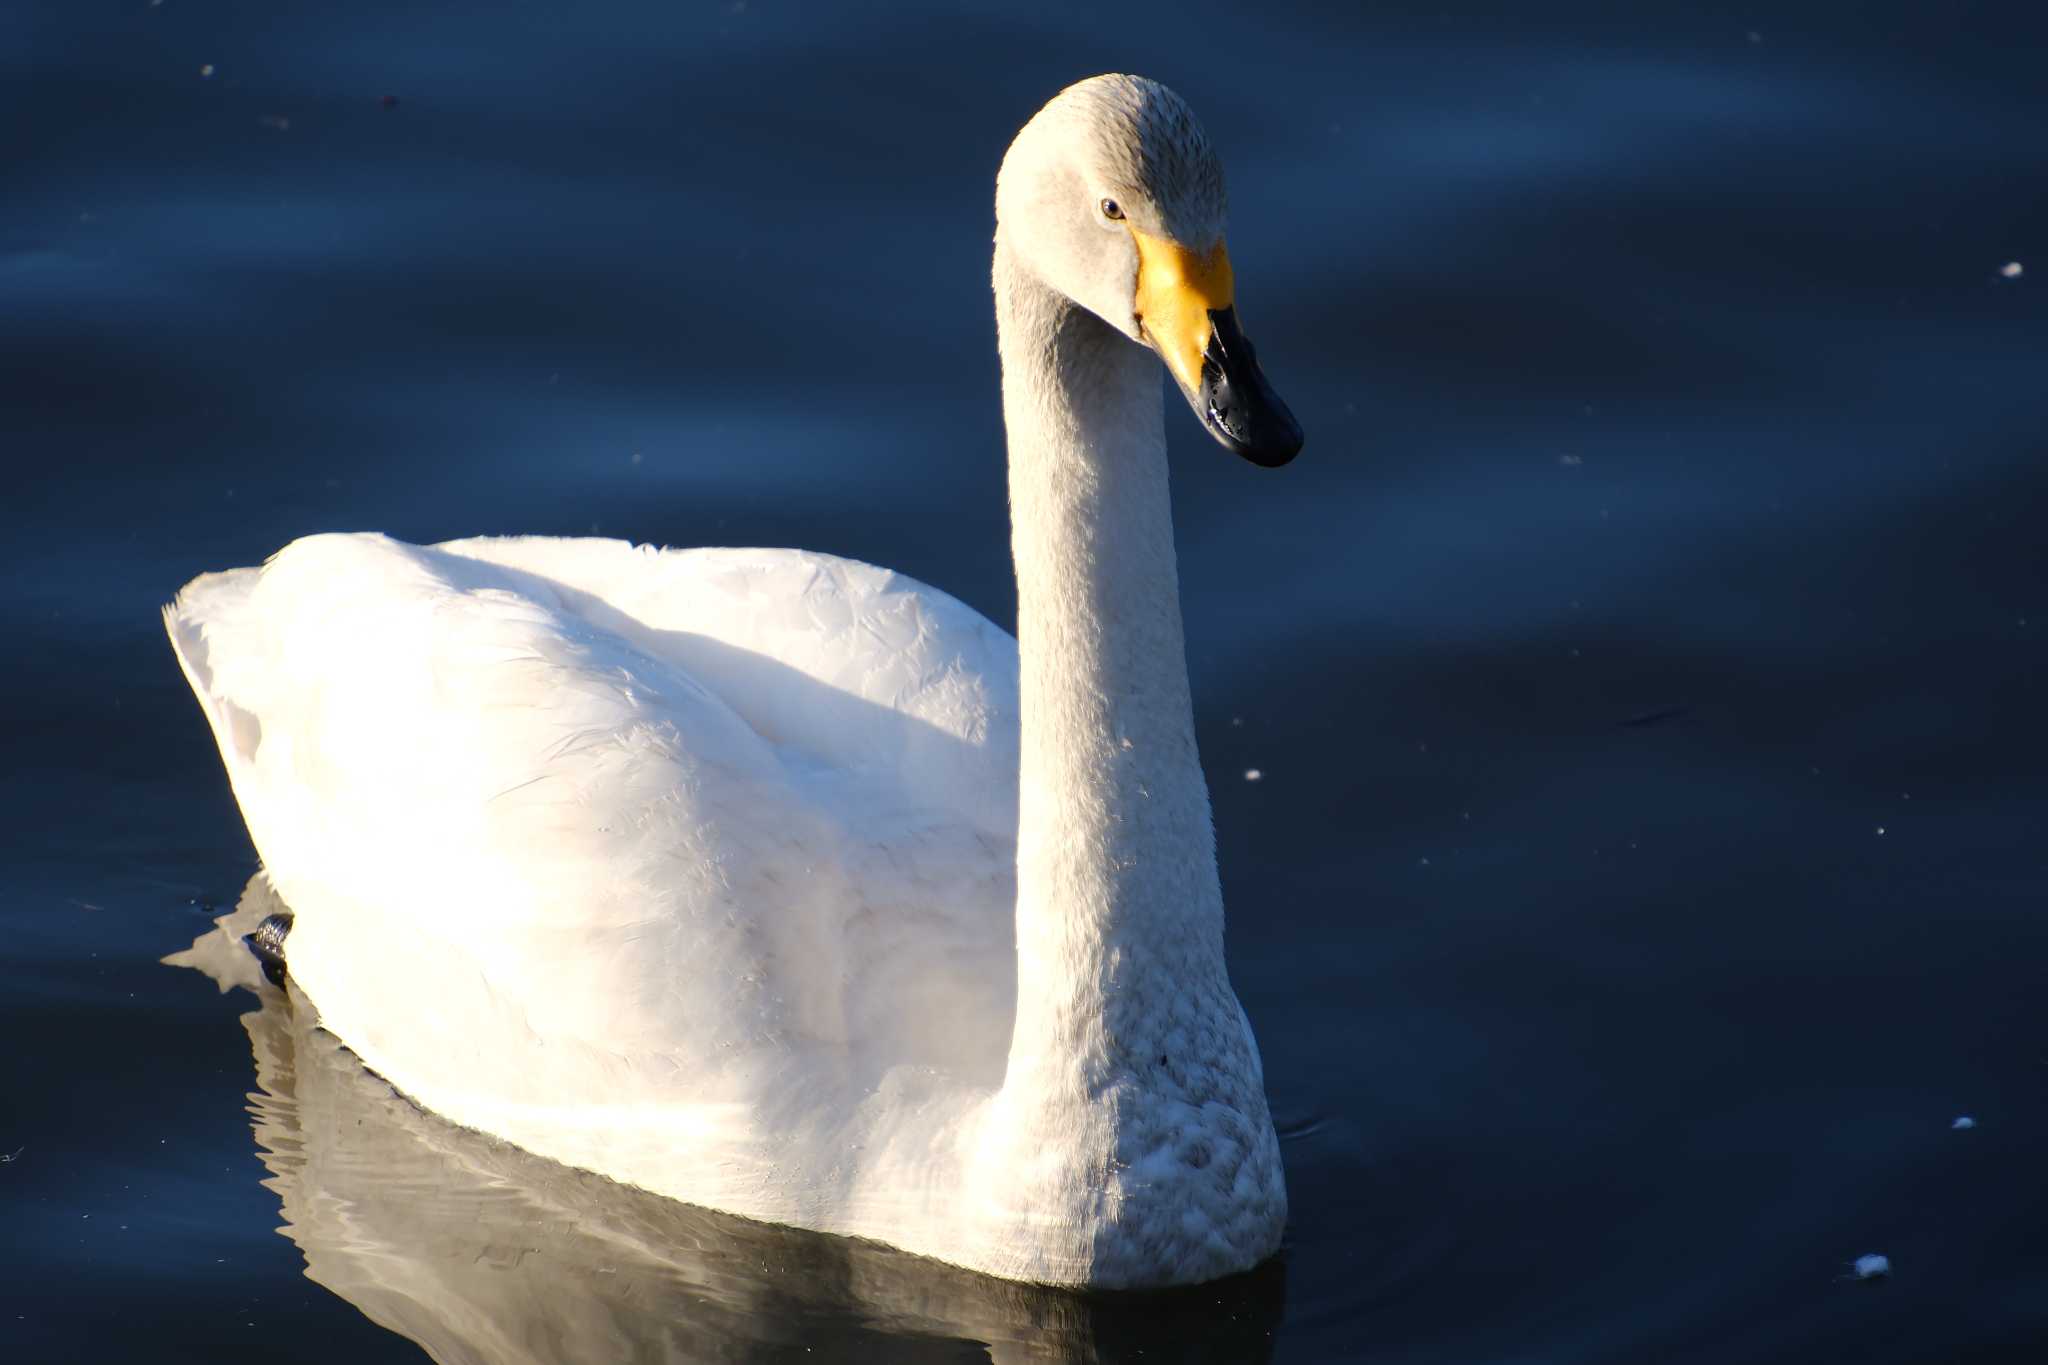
164 567 267 771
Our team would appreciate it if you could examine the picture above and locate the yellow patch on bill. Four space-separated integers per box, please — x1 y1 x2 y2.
1131 232 1234 392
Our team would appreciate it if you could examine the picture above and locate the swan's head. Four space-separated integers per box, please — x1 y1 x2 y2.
996 74 1303 468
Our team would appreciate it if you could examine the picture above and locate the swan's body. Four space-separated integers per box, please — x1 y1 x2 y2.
167 74 1302 1288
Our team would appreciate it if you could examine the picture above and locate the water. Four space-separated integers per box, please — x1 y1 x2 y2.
4 0 2045 1359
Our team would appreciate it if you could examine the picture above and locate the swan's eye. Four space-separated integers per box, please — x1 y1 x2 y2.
1099 198 1125 221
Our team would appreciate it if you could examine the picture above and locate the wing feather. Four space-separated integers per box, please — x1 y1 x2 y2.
164 533 1019 1140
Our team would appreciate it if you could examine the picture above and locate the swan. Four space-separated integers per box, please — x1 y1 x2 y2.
164 73 1304 1289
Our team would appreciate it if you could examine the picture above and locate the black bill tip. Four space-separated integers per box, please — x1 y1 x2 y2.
1195 306 1303 468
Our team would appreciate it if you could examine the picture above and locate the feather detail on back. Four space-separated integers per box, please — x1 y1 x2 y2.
167 533 1020 1229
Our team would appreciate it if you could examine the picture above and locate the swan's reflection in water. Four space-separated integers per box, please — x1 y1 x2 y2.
170 875 1286 1364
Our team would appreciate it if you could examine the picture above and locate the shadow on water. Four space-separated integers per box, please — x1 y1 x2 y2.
167 874 1287 1365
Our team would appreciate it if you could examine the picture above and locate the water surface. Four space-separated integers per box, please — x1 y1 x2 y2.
4 0 2045 1360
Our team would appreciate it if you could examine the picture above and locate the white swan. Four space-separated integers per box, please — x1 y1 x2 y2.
165 73 1304 1289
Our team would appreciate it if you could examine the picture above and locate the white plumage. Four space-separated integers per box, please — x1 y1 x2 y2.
166 74 1295 1287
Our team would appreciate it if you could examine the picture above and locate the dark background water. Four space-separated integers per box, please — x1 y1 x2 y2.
4 0 2045 1359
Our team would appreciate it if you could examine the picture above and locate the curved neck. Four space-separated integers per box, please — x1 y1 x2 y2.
993 237 1228 1086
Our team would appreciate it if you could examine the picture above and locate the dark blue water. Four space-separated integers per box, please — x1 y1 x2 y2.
5 0 2046 1359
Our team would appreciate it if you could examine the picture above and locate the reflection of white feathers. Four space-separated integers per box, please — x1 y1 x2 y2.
163 74 1288 1288
168 874 1287 1364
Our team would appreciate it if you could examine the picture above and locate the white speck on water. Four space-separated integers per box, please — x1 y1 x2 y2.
1243 768 1263 783
257 114 291 131
1952 1115 1976 1130
199 64 215 78
1850 1253 1891 1280
1417 857 1431 867
1746 29 1763 43
1558 453 1584 466
1875 825 1886 836
1999 261 2023 278
1230 715 1243 727
630 451 643 465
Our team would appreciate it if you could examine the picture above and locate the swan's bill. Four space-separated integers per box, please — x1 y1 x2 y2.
1197 305 1303 468
1131 230 1304 469
1132 232 1233 390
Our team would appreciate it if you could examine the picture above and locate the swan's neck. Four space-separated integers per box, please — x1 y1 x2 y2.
992 238 1229 1089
